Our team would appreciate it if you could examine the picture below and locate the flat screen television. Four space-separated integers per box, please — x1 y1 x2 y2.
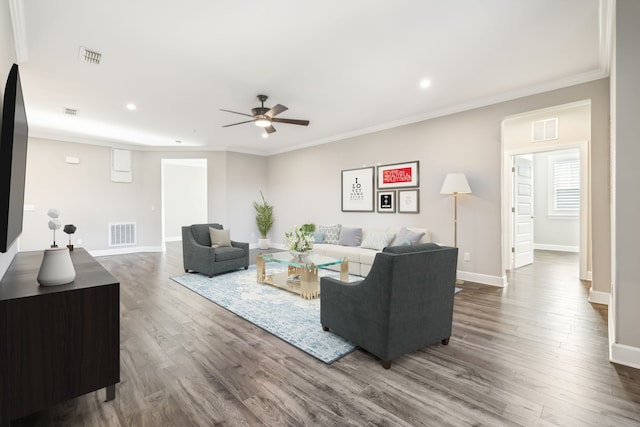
0 63 29 253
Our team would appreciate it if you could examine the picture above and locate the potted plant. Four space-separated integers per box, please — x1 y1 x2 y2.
253 191 274 249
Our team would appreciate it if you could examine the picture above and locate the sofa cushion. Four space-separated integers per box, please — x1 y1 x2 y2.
209 227 231 248
313 231 325 243
391 226 426 246
214 246 245 261
338 226 362 247
360 230 395 251
318 224 341 245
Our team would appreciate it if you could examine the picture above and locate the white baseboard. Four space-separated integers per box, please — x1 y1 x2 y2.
588 288 610 305
164 236 181 242
457 270 506 287
88 246 163 257
610 343 640 370
533 243 579 252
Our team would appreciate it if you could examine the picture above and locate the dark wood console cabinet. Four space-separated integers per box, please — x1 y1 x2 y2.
0 249 119 424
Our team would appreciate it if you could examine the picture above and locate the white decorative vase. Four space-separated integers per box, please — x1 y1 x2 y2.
37 247 76 286
258 238 270 250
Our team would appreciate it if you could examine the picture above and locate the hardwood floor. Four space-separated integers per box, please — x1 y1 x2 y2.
11 246 640 426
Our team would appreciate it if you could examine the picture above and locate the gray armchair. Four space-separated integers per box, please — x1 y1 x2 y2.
182 223 249 277
320 243 458 369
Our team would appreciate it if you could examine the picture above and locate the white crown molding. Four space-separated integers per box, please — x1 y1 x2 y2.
9 0 28 62
598 0 614 73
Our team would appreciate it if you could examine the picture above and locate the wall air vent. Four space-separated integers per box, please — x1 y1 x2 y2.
532 118 558 142
64 108 78 116
78 47 102 64
109 222 136 246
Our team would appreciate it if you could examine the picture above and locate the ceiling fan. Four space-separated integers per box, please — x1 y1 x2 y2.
220 95 310 134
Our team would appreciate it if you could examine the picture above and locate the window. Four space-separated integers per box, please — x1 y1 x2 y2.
548 153 579 216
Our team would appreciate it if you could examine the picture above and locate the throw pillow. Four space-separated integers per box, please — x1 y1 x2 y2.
391 226 426 246
209 227 231 248
313 231 325 243
360 230 396 251
338 226 362 247
318 224 341 245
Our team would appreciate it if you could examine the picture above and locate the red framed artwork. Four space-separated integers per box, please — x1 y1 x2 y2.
377 161 419 189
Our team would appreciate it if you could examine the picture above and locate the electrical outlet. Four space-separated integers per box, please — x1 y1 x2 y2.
77 238 83 245
464 252 471 262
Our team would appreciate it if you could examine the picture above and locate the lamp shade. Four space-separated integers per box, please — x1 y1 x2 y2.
440 173 472 194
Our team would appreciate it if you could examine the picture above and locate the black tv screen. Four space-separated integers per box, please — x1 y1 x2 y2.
0 64 29 253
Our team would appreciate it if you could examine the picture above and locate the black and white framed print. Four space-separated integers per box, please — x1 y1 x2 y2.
341 167 375 212
377 190 396 213
398 189 420 213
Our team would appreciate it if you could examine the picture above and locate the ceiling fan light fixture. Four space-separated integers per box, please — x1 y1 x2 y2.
255 116 271 127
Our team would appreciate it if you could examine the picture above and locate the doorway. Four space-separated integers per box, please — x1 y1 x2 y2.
511 148 581 270
161 159 208 247
501 101 591 283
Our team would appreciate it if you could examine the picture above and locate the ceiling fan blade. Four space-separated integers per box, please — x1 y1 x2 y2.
265 125 277 134
222 119 255 127
271 118 310 126
265 104 288 118
220 108 254 118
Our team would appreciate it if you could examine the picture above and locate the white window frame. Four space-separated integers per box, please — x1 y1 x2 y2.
547 152 580 217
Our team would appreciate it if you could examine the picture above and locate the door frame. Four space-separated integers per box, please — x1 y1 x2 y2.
502 140 590 282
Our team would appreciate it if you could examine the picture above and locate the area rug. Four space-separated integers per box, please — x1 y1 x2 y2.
170 265 361 364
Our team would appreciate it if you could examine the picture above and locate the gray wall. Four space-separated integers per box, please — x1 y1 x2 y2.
267 79 610 286
613 0 640 353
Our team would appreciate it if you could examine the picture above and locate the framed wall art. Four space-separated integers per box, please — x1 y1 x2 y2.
377 190 396 213
341 167 375 212
377 161 419 189
398 189 420 213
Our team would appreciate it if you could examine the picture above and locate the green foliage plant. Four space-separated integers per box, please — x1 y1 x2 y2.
253 191 274 238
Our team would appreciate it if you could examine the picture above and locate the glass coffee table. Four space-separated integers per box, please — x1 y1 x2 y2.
256 251 349 299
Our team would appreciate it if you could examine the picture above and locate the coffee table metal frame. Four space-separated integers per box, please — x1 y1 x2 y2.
256 251 349 299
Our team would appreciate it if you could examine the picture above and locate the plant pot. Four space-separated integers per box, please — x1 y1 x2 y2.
258 238 270 249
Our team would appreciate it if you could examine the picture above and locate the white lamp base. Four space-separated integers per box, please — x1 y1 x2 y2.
37 247 76 286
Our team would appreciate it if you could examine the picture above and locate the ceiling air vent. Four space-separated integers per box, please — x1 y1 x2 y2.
532 118 558 142
64 108 78 116
78 47 101 64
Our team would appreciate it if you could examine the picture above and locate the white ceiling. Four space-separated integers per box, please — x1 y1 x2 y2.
9 0 611 156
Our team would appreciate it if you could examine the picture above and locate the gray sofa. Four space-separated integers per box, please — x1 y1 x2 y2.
182 223 249 277
320 243 458 369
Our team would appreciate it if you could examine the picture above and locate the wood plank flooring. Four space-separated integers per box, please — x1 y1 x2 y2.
10 246 640 426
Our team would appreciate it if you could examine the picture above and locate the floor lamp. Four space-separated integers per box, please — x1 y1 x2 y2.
440 173 472 285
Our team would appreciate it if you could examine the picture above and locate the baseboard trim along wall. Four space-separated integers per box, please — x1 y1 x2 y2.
89 246 163 257
588 288 610 305
533 244 579 253
610 343 640 370
458 270 506 287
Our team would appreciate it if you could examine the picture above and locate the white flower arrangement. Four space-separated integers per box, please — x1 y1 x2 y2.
284 226 314 252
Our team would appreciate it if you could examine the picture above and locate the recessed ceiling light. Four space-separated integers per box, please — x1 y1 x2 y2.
419 79 431 89
126 103 136 111
175 140 182 144
262 132 269 139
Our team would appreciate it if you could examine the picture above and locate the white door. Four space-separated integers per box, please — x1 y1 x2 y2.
513 156 534 268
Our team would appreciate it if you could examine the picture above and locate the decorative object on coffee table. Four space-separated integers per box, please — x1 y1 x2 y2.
285 225 314 253
64 224 77 251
